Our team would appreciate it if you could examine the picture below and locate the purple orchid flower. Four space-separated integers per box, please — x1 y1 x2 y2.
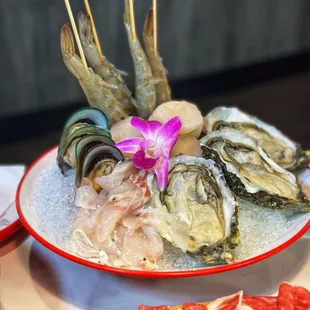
115 116 182 190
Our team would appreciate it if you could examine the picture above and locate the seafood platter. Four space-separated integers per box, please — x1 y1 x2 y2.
17 0 310 277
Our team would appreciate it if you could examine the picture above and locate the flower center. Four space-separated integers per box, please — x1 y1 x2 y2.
145 144 158 159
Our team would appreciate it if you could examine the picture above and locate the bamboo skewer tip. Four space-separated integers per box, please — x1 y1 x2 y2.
84 0 103 60
128 0 137 40
153 0 158 56
64 0 88 72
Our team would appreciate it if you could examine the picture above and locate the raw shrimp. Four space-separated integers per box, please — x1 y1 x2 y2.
78 12 137 114
61 24 128 126
143 9 171 106
124 0 157 118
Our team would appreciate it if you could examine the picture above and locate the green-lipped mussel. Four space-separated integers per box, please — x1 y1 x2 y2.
78 143 124 191
74 134 115 186
57 125 111 174
59 107 109 148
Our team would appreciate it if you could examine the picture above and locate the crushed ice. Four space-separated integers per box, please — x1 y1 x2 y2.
30 163 295 270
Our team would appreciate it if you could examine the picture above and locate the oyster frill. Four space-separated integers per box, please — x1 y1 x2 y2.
205 107 308 171
148 155 240 264
200 129 310 213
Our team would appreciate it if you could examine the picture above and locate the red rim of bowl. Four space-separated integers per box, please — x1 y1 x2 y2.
0 218 22 243
16 145 310 278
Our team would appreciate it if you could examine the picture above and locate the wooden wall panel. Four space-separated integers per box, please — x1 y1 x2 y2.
0 0 309 117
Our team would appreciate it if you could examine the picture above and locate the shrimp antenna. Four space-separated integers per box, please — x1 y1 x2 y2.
84 0 103 60
153 0 158 56
129 0 137 40
64 0 88 71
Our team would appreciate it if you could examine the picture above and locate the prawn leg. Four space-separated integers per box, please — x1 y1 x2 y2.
124 0 157 118
143 8 171 105
61 24 128 126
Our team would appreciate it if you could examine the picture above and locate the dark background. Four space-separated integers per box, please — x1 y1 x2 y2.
1 0 310 163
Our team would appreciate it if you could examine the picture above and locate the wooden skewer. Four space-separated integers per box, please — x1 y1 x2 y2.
64 0 88 71
84 0 103 60
153 0 158 56
129 0 137 40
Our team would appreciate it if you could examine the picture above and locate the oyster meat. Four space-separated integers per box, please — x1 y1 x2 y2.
148 155 240 264
205 107 308 171
200 129 310 213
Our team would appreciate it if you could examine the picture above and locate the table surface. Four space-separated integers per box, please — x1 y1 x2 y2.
0 227 309 310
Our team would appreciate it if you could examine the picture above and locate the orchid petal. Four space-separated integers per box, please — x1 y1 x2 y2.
133 150 157 169
115 138 144 153
154 156 169 190
131 117 162 140
140 139 154 151
156 116 182 157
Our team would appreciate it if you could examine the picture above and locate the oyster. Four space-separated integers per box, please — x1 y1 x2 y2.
205 107 308 171
57 125 111 173
200 129 310 213
148 155 240 264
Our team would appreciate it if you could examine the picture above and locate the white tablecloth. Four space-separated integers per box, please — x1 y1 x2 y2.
1 230 309 310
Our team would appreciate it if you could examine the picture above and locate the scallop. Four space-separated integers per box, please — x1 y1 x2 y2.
171 135 202 157
110 117 143 143
110 117 143 159
149 100 203 138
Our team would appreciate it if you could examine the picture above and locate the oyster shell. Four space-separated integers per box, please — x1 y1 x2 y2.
148 155 240 264
205 107 308 171
200 129 310 213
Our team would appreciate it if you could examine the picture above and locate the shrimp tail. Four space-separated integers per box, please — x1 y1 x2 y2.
61 24 89 80
124 0 157 118
78 11 93 47
143 8 172 106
